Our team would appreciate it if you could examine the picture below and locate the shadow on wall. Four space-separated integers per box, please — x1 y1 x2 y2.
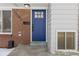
47 4 51 51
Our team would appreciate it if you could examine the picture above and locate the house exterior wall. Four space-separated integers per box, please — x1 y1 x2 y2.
0 34 11 48
0 4 48 48
12 9 31 46
0 8 12 48
78 4 79 50
48 3 78 53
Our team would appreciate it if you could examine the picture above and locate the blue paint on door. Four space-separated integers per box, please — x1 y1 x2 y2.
32 9 46 41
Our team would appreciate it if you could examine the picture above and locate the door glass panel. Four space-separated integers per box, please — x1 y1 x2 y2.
66 32 75 49
58 32 65 49
35 14 38 18
41 14 43 18
35 12 37 15
34 11 44 19
38 15 41 18
2 11 11 32
38 12 40 15
41 12 43 15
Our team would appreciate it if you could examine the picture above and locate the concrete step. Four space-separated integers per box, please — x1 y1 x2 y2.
30 41 47 46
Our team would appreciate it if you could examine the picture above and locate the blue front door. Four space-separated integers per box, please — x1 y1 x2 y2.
32 9 46 41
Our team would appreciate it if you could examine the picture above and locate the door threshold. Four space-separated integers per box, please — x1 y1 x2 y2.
30 41 47 46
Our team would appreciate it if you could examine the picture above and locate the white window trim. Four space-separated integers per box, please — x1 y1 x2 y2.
56 30 78 52
0 10 12 34
1 10 2 32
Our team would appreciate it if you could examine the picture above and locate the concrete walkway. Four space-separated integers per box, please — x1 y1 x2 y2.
8 44 51 56
8 44 79 56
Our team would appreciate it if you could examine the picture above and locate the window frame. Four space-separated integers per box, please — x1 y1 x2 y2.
56 30 77 51
0 10 12 34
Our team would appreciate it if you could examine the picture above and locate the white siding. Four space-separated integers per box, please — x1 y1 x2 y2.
48 3 78 53
50 3 78 10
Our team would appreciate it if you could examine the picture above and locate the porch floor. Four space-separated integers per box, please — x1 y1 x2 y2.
8 44 51 56
8 44 79 56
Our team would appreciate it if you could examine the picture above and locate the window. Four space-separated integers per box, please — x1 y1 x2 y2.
66 32 75 49
34 11 44 19
0 10 11 33
58 32 75 49
58 32 65 49
3 11 11 32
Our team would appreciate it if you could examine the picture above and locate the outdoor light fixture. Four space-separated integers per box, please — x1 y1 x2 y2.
24 4 30 8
